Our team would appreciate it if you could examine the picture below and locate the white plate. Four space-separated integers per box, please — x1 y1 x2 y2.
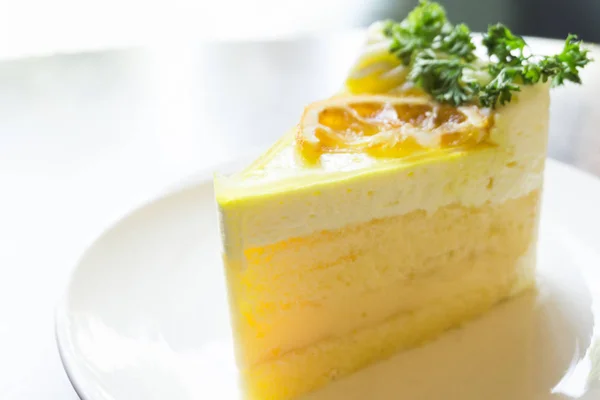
56 158 600 400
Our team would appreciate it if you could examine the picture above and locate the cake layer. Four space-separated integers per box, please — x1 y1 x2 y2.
225 190 540 370
239 243 536 400
216 84 549 250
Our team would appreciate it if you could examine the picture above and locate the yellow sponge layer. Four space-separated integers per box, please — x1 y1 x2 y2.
224 190 540 399
245 260 534 400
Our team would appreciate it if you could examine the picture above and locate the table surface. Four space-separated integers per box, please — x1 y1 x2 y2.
1 33 599 399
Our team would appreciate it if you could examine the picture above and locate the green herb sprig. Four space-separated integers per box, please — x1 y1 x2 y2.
382 0 592 108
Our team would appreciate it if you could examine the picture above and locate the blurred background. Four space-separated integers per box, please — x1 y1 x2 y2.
0 0 598 59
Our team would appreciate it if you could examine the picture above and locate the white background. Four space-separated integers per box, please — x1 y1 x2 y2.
0 0 391 59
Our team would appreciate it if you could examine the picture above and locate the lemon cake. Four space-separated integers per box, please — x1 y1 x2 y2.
214 2 590 399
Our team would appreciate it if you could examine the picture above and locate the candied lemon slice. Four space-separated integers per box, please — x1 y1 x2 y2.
297 95 491 160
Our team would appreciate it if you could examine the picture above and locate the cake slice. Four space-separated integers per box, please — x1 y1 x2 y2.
214 2 590 399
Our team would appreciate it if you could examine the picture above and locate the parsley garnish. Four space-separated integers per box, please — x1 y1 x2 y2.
382 0 592 107
408 50 479 106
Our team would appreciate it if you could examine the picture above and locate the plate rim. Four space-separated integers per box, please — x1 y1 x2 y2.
55 157 600 400
54 153 255 400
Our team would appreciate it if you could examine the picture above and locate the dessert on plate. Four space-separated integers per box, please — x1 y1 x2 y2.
214 2 591 399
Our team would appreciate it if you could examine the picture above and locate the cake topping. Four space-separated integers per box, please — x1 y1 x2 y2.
297 0 591 160
297 95 490 160
348 0 591 107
